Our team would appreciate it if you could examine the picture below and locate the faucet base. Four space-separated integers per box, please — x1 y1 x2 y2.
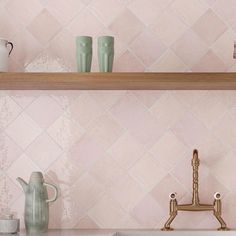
161 228 173 231
218 227 230 231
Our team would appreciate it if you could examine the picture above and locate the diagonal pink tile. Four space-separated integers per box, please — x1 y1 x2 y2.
0 174 22 207
109 175 146 211
66 174 105 226
67 9 104 38
149 50 188 72
9 90 41 109
109 9 144 44
46 153 85 193
171 112 210 148
69 134 107 170
47 113 84 150
75 215 99 229
171 0 208 26
86 114 124 150
191 50 226 72
131 194 165 228
192 9 227 45
49 90 81 110
88 90 126 110
67 92 103 128
6 113 42 150
152 9 187 46
132 91 164 108
191 91 229 128
211 150 236 189
108 132 145 170
25 95 64 129
113 51 145 72
129 153 166 191
171 29 208 67
50 174 104 228
0 0 9 7
110 92 165 148
27 9 62 44
45 0 85 26
211 29 236 68
212 0 236 32
6 0 43 26
89 0 127 26
150 92 187 130
128 0 173 26
88 194 129 228
0 8 21 39
213 109 236 149
26 133 62 171
0 132 22 171
89 155 126 188
205 0 216 5
0 94 22 129
81 0 93 4
172 90 207 109
150 131 188 171
7 154 42 185
130 29 167 66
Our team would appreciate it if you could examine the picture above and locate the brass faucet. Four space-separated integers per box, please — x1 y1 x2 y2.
162 149 229 231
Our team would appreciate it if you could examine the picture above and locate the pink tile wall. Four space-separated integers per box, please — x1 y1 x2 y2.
0 0 236 71
0 0 236 231
0 90 235 230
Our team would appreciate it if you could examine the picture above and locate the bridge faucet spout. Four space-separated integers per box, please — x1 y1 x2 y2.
161 149 229 231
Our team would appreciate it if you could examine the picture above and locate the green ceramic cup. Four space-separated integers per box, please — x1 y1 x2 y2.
98 36 114 72
76 36 92 72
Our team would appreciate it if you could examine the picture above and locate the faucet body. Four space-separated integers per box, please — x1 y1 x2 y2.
162 150 229 231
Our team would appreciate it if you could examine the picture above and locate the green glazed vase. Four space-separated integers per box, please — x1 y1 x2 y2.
17 172 58 233
76 36 92 72
98 36 114 72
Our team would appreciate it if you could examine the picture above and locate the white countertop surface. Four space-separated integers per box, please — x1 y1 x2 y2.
4 229 117 236
1 229 116 236
3 229 236 236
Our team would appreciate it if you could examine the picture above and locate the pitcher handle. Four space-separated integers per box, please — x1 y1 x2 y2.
44 182 58 203
7 42 13 56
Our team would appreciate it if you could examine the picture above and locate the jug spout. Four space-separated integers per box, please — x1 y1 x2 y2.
16 177 28 193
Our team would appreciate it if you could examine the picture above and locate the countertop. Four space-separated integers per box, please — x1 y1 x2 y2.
5 229 236 236
2 229 117 236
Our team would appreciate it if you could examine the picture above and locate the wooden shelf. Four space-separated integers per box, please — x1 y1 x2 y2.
0 72 236 90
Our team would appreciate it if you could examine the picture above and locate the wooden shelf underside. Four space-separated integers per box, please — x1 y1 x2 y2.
0 72 236 90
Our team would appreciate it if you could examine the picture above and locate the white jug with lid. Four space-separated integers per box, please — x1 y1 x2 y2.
0 38 13 72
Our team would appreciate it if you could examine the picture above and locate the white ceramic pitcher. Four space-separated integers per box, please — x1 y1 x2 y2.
0 39 13 72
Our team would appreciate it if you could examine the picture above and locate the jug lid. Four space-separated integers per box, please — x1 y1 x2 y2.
29 172 44 182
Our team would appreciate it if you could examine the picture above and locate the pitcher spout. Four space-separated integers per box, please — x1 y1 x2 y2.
16 177 28 193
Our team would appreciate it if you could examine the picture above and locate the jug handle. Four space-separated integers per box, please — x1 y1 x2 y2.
44 182 58 203
6 42 13 56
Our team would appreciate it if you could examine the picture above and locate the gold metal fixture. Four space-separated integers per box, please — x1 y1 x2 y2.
162 149 229 231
